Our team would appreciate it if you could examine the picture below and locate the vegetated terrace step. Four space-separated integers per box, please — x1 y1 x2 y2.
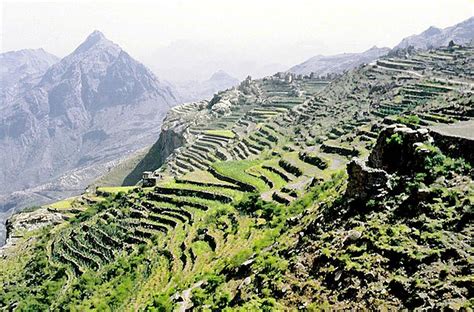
154 186 234 204
208 167 258 192
141 201 193 223
146 192 209 210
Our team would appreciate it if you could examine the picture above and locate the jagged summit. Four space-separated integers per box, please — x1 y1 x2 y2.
38 28 171 109
88 29 106 39
72 30 116 55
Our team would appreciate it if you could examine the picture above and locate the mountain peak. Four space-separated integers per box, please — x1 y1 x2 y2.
209 70 234 81
422 26 442 36
367 45 386 50
365 45 390 53
88 30 106 40
72 30 115 54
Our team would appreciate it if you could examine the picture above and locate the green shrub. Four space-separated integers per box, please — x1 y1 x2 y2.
228 248 253 268
235 193 282 221
386 133 403 146
148 293 173 312
397 114 420 125
421 144 471 181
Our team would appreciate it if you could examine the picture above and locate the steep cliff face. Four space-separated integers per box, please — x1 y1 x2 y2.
122 84 252 185
122 122 189 185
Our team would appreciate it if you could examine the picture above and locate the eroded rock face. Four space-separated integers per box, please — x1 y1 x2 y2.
6 208 63 233
346 159 390 203
346 125 434 203
1 208 64 255
211 99 233 115
122 120 189 185
368 125 432 174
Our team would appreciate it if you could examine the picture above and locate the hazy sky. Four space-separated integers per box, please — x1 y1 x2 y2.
1 0 473 80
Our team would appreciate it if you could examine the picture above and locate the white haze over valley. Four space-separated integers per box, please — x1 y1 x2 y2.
2 0 473 82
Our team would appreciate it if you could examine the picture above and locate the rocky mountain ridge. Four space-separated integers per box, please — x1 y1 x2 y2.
394 16 474 50
289 16 474 77
0 31 179 244
288 46 391 76
0 48 59 88
0 48 59 104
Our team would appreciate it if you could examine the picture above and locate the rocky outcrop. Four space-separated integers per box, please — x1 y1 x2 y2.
0 208 64 256
207 88 243 116
238 76 261 96
346 122 473 210
368 125 432 174
345 159 390 203
346 125 434 203
123 122 188 185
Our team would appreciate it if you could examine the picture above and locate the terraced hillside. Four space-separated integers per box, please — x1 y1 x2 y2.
0 44 473 310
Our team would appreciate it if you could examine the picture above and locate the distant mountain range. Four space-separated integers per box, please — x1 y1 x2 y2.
288 46 390 76
174 70 240 102
0 48 59 88
289 16 474 76
0 31 178 221
393 16 474 50
0 48 59 103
